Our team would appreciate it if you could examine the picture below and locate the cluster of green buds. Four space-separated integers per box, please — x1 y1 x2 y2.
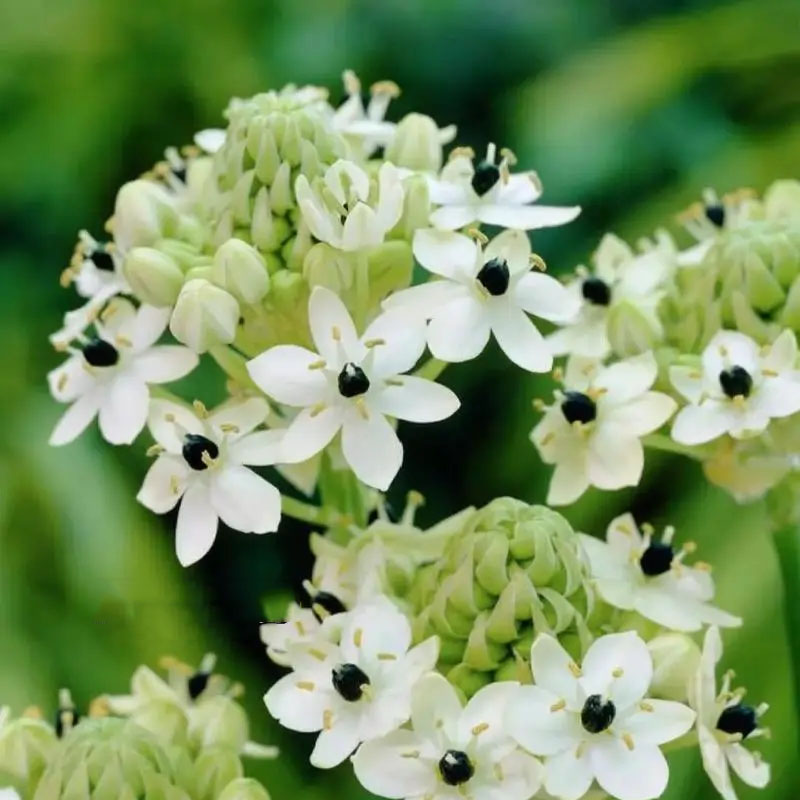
0 657 273 799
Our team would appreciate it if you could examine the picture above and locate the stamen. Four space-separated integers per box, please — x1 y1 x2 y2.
323 709 333 730
296 681 315 691
550 699 567 712
471 722 489 736
529 253 547 272
308 359 326 370
568 662 582 678
193 400 209 418
466 227 488 244
622 733 635 751
612 667 624 678
146 444 165 457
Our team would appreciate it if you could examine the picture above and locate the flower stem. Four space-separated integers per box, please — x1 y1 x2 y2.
414 357 448 381
641 433 706 460
772 520 800 724
280 495 345 528
354 250 370 331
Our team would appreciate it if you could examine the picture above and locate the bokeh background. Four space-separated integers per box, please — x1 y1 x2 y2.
1 0 799 797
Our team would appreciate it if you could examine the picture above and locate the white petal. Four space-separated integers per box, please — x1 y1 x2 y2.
362 309 427 378
586 431 644 491
228 429 284 466
98 375 149 445
48 355 96 402
147 398 203 452
547 456 590 506
410 672 462 739
603 392 677 436
670 365 705 404
264 672 330 733
375 162 405 231
489 304 551 372
342 203 382 251
398 636 440 684
671 404 732 445
208 397 270 438
175 483 219 566
493 749 545 800
496 173 543 205
457 681 519 751
634 587 708 632
353 731 436 799
595 353 657 404
484 228 532 271
340 600 412 663
281 406 343 463
209 465 281 534
296 175 338 244
761 328 797 372
310 712 361 768
128 304 171 351
477 204 581 230
49 391 101 446
309 287 360 365
581 632 652 710
136 455 189 514
589 738 668 800
530 635 582 707
194 128 226 153
505 685 582 756
326 160 370 204
543 747 594 800
512 272 580 322
133 346 198 384
703 331 759 377
427 296 491 363
622 699 695 745
548 316 611 360
340 407 402 490
370 376 460 422
698 725 736 800
383 280 467 319
429 204 480 231
247 345 330 406
412 228 478 280
726 743 770 788
754 376 800 418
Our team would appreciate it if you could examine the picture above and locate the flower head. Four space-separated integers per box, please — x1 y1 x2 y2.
353 673 543 800
385 228 578 372
137 397 283 565
690 627 770 800
532 353 677 505
48 299 198 446
579 514 741 631
506 632 695 800
247 286 460 490
427 144 580 231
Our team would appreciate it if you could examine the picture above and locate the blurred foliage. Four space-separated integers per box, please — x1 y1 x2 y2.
1 0 799 797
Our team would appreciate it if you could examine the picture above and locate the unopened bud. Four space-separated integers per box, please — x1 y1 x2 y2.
124 247 184 306
607 300 663 357
218 778 272 800
647 633 701 701
386 113 445 172
170 278 239 353
213 239 270 304
113 179 178 251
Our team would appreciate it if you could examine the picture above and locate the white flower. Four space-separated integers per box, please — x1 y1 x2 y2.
384 228 579 372
264 597 439 768
548 233 675 360
506 632 695 800
247 286 460 490
261 604 324 667
48 299 198 446
690 627 770 800
427 144 580 231
331 71 400 156
354 673 543 800
194 128 227 154
136 397 282 566
531 354 677 505
578 514 741 632
295 160 404 251
671 329 800 445
0 789 20 799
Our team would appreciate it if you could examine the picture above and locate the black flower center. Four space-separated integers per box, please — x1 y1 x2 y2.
719 366 753 399
581 694 616 734
705 203 726 228
439 750 475 786
561 391 597 425
471 160 500 196
171 165 188 183
639 542 675 576
716 703 758 739
332 663 370 702
311 591 347 621
182 434 220 471
477 257 510 296
90 248 115 272
338 363 370 398
82 337 119 367
55 706 79 738
581 277 612 306
187 671 210 700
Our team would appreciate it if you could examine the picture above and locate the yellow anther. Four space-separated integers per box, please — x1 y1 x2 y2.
682 541 698 554
309 648 328 661
165 412 176 422
694 561 712 572
552 367 564 382
294 620 306 636
56 373 68 392
500 147 518 166
471 722 489 736
612 667 624 678
539 432 555 447
115 334 132 348
449 146 476 161
550 699 567 712
308 359 326 370
169 475 181 495
377 653 398 661
146 444 165 457
532 398 546 412
219 423 239 433
310 403 327 418
200 451 216 468
364 338 386 348
332 325 342 341
354 628 364 648
371 80 401 97
323 709 334 730
762 368 778 377
568 662 582 678
529 253 547 272
22 706 43 719
296 681 315 692
467 227 489 244
193 400 209 418
384 377 404 386
622 733 635 751
640 701 654 712
355 398 369 420
401 750 421 759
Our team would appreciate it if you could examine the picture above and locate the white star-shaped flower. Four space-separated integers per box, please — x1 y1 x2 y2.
579 514 741 632
295 160 404 252
265 597 439 769
48 299 198 446
426 144 580 231
547 232 675 360
384 228 579 372
261 603 326 667
506 632 695 800
531 354 677 505
690 627 770 800
354 672 543 800
137 397 283 565
671 329 800 445
247 286 460 491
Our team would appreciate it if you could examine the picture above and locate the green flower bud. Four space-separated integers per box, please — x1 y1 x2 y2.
0 710 57 796
647 634 701 702
187 696 248 754
390 175 431 241
113 179 179 252
606 300 663 357
191 747 243 800
170 279 240 353
385 113 444 172
124 247 184 307
212 239 270 305
218 778 271 800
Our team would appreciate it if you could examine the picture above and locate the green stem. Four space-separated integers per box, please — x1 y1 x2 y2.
641 433 707 460
772 520 800 724
354 250 370 332
414 357 448 381
281 495 344 528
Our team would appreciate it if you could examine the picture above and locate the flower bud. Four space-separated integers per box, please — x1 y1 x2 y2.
212 239 270 305
192 747 243 800
218 778 271 800
606 299 664 357
124 247 184 307
187 696 249 753
0 712 57 796
391 175 431 241
113 179 178 251
385 113 444 172
647 633 701 702
170 279 240 353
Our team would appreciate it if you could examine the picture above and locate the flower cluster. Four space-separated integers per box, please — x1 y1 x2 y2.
0 655 274 799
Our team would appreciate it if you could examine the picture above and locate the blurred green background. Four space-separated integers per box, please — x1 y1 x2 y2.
1 0 799 797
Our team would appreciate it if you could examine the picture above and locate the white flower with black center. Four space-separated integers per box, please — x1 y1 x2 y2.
384 228 579 372
48 299 198 446
690 627 770 800
264 597 439 768
426 144 580 231
295 160 404 252
353 672 543 800
506 632 695 800
531 354 677 505
671 329 800 445
247 286 460 491
579 514 741 632
136 397 283 566
547 232 675 360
